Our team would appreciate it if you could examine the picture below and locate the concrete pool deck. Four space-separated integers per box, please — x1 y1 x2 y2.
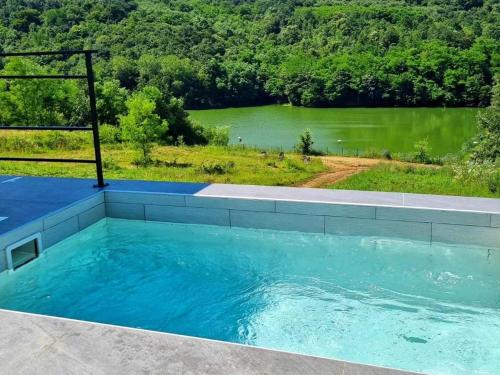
0 309 420 375
0 175 499 374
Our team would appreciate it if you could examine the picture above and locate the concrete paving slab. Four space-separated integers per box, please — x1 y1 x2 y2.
0 309 420 375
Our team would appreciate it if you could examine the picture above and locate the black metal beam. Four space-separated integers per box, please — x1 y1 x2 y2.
0 50 98 57
85 51 106 188
0 75 87 79
0 157 96 163
0 126 93 131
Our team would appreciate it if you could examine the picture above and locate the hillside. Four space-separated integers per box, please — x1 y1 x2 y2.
1 0 499 109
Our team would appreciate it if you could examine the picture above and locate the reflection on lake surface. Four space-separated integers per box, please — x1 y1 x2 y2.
189 105 478 155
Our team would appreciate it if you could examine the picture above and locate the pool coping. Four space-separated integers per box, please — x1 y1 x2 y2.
1 176 499 375
0 308 421 375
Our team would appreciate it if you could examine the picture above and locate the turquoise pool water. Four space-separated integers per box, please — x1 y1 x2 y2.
0 218 498 374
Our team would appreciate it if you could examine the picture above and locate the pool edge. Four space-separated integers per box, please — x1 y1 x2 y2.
0 308 422 375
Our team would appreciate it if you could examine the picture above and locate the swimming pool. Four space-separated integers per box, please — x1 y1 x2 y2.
0 218 498 375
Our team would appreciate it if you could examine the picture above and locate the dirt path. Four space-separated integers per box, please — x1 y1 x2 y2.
298 156 394 188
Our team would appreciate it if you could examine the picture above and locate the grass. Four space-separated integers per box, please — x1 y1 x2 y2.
0 130 497 197
330 164 500 198
0 144 325 186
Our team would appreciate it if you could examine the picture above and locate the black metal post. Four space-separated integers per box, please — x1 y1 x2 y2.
85 52 106 188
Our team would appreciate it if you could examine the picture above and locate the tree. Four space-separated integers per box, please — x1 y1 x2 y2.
96 80 128 125
112 56 139 90
119 87 167 165
0 58 82 126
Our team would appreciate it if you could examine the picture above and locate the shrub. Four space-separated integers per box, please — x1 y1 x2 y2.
297 129 314 155
103 155 121 170
155 158 192 168
487 170 500 193
200 161 235 175
470 107 500 163
203 126 230 146
99 124 121 144
453 160 500 194
413 139 432 164
470 76 499 163
382 149 392 160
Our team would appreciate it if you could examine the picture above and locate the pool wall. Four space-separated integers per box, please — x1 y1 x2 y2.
1 183 499 272
105 190 500 247
0 192 105 271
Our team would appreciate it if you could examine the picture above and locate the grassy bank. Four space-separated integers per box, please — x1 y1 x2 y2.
0 131 497 198
0 144 325 186
331 164 500 198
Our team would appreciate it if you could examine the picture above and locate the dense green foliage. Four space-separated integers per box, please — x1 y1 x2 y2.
0 58 216 145
119 86 168 164
1 0 498 109
471 76 500 162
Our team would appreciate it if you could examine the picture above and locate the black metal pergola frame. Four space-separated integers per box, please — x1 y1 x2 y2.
0 50 107 187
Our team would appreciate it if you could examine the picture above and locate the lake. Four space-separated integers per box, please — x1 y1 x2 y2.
188 106 478 155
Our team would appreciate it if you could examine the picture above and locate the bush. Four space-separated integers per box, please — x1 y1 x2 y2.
103 155 121 170
470 76 499 163
99 124 121 144
200 161 235 175
413 139 432 164
470 107 500 163
297 129 314 155
203 126 230 146
453 160 500 194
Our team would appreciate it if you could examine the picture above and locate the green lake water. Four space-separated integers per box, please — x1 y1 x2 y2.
188 106 478 155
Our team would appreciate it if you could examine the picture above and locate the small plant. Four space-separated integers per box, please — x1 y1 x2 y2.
200 161 235 175
297 129 314 155
176 135 186 146
382 149 392 160
155 158 193 168
413 139 432 164
487 172 499 193
103 156 120 170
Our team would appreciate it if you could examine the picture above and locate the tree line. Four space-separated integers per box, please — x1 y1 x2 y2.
0 0 498 111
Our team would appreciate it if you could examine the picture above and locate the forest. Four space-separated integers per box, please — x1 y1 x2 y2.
0 0 499 110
